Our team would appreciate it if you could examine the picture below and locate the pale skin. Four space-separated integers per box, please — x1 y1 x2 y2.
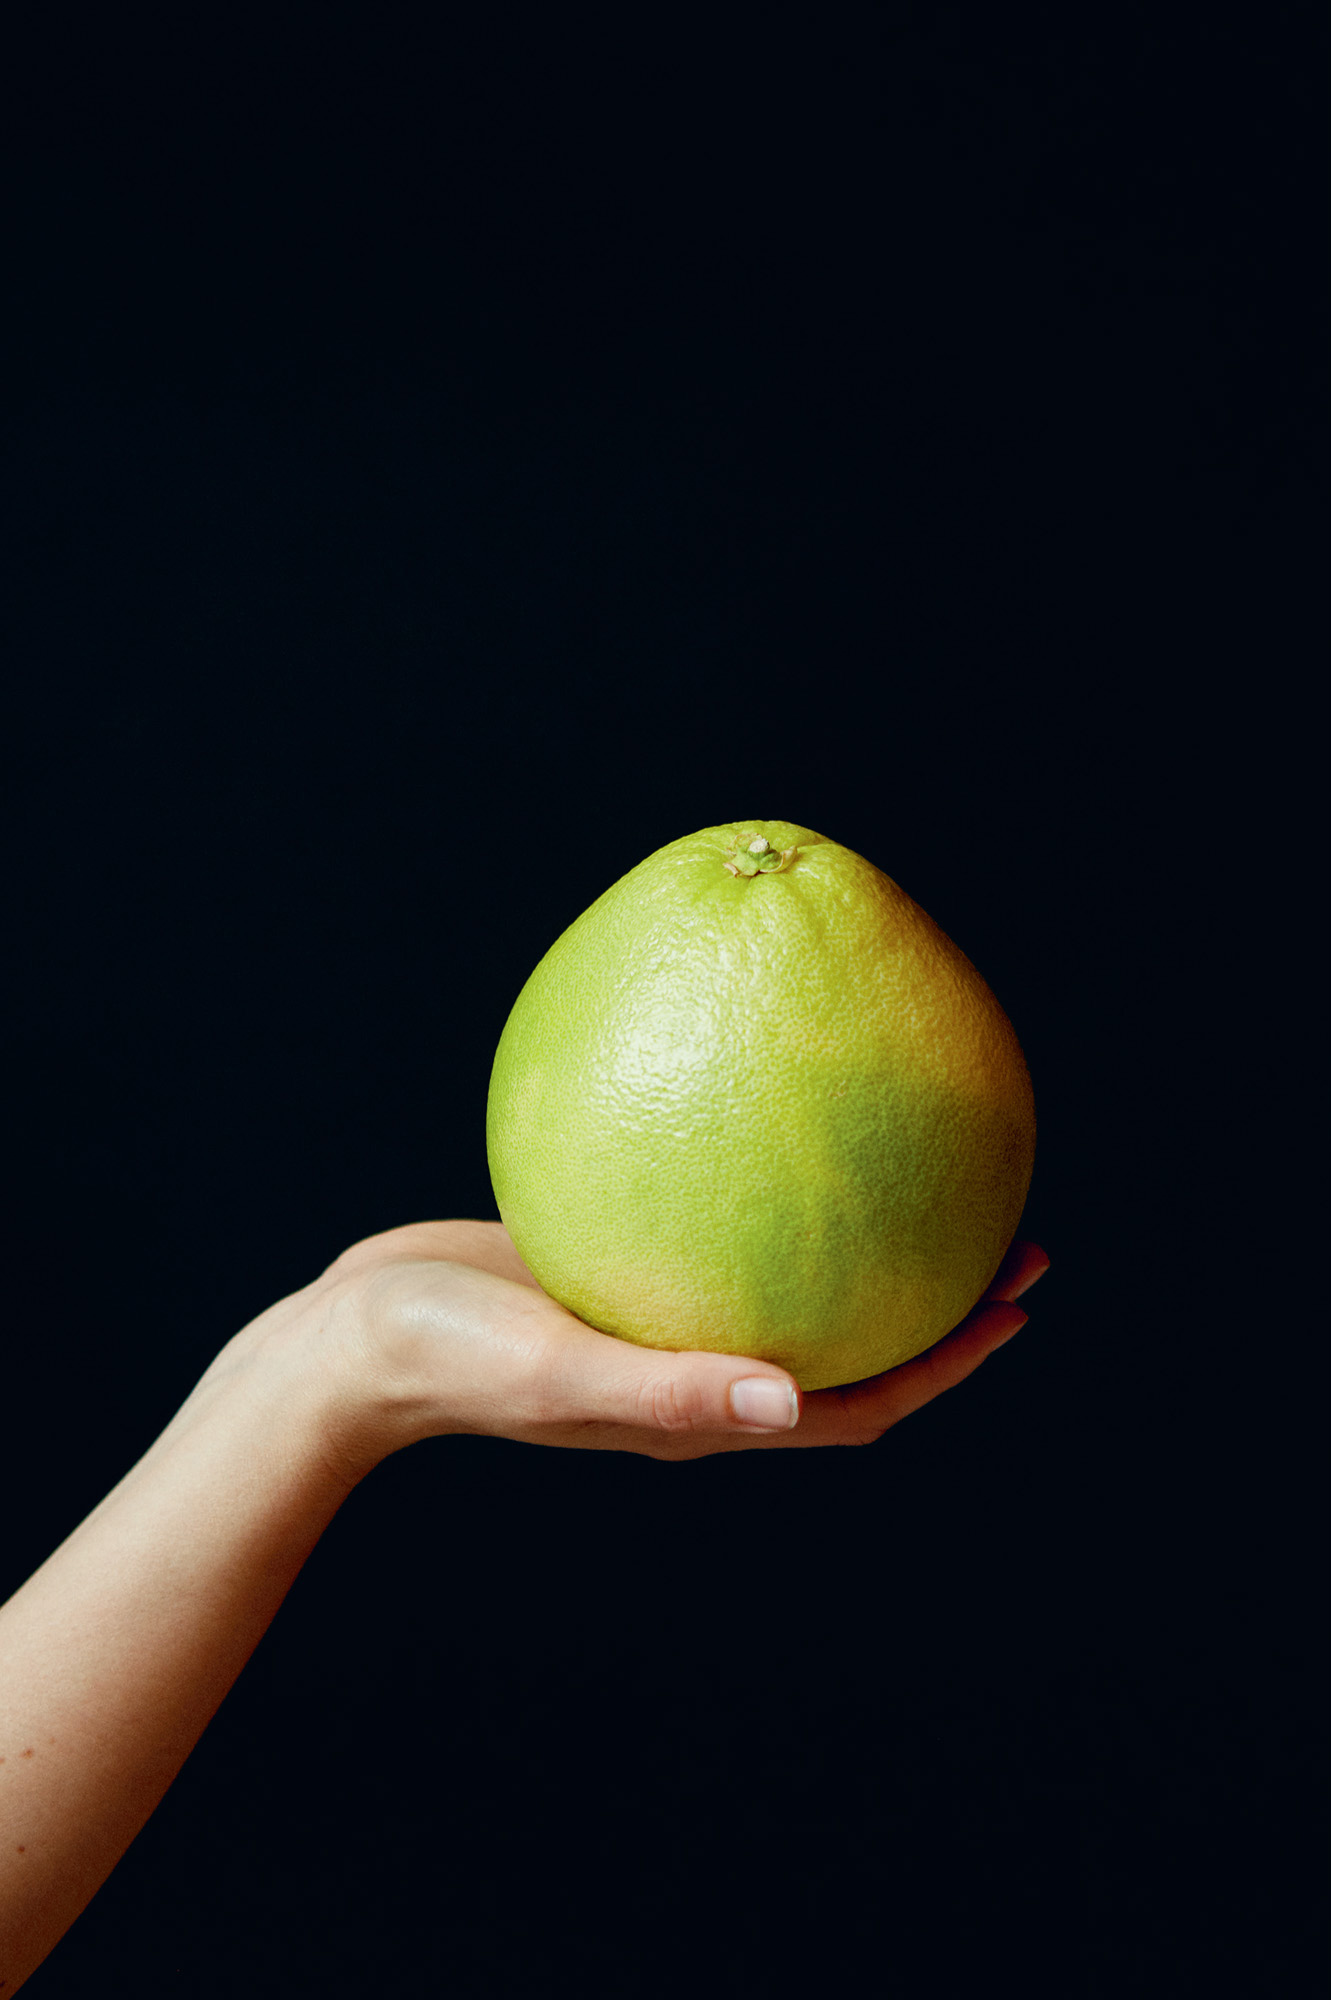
0 1221 1049 1991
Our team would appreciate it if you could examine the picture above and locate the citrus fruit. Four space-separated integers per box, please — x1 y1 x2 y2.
485 819 1036 1391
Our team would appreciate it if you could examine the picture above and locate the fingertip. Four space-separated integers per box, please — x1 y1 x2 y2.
729 1376 801 1431
1014 1249 1051 1297
987 1306 1028 1347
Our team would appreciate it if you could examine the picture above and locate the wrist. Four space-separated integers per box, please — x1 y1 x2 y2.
220 1265 435 1490
151 1273 388 1506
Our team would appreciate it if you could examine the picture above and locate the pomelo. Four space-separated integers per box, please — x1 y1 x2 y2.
486 819 1036 1391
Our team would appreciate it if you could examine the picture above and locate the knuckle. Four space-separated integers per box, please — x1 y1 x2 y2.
321 1236 394 1285
321 1242 367 1280
322 1222 462 1280
637 1374 709 1435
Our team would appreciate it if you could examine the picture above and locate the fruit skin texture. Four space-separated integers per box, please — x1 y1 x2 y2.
486 820 1036 1392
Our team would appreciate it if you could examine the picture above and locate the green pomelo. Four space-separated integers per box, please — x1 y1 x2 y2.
486 819 1036 1391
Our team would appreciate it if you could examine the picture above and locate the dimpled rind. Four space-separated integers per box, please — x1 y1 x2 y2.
485 820 1036 1391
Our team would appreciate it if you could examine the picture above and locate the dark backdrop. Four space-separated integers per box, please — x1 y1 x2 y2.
5 9 1326 1996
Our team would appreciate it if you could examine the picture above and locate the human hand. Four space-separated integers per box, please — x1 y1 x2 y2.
0 1218 1046 1987
276 1221 1050 1480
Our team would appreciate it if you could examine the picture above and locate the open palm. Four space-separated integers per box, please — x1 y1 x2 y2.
325 1219 1050 1464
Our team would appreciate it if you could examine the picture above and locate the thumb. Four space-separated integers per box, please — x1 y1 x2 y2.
643 1355 802 1435
543 1326 803 1438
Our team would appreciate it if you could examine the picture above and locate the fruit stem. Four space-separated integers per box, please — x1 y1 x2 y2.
721 839 799 878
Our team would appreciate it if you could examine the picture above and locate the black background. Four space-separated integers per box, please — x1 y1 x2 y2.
4 7 1326 1995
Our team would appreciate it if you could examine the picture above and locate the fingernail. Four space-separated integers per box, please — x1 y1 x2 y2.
730 1378 799 1430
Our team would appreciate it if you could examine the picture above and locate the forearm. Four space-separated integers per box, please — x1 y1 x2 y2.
0 1324 355 1994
